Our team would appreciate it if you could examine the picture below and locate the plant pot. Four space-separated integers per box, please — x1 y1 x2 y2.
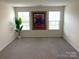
18 35 21 39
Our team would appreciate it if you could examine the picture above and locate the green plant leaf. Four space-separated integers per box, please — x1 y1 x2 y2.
16 25 20 29
19 17 22 25
15 17 19 25
14 17 23 33
15 29 19 32
20 25 23 31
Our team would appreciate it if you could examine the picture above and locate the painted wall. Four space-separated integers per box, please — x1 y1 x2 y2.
0 3 15 52
15 6 64 37
64 0 79 52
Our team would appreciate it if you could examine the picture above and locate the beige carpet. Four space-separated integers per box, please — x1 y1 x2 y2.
0 37 79 59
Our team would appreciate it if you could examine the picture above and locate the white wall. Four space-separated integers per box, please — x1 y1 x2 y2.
0 3 15 51
15 6 64 37
64 0 79 52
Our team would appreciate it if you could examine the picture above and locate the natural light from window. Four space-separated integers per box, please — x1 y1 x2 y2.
18 12 30 30
48 11 60 30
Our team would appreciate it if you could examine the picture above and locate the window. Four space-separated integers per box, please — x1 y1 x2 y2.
48 11 60 30
17 11 61 30
18 12 30 30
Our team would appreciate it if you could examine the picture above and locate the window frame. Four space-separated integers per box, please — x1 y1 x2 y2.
48 11 61 30
18 12 30 30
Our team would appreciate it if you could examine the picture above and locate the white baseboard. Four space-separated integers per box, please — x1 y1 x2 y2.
0 37 15 52
63 35 79 52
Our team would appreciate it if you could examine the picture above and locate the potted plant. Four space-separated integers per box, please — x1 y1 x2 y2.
15 17 23 39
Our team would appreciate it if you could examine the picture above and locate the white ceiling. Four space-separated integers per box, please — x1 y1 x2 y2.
0 0 70 7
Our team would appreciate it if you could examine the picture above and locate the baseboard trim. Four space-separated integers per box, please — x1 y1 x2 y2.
0 38 15 52
63 35 79 52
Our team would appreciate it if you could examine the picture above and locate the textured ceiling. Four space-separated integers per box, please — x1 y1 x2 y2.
0 0 70 7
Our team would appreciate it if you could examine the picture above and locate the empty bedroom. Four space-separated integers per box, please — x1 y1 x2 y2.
0 0 79 59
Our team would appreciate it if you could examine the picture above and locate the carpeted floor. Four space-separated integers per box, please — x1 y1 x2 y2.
0 37 79 59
